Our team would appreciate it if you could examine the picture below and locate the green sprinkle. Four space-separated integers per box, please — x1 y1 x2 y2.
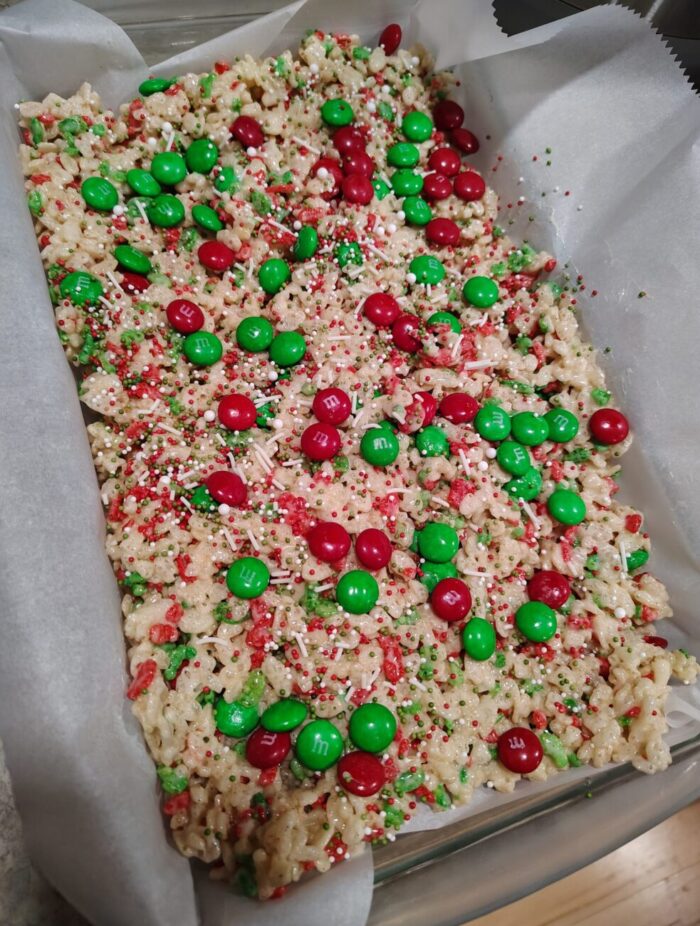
199 73 215 98
27 189 43 216
353 46 371 60
157 766 189 794
29 117 44 146
377 101 394 122
591 388 611 406
250 189 272 216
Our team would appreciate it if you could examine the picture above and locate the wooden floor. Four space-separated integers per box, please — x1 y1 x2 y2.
468 800 700 926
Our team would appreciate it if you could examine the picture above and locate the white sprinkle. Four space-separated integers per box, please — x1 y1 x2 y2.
203 409 216 422
268 218 296 237
164 131 175 152
246 146 258 157
409 678 428 691
135 200 149 224
246 528 261 552
460 568 493 579
619 540 628 574
294 632 309 658
196 635 231 647
180 498 194 513
281 458 303 467
156 423 182 437
106 271 123 291
327 334 353 341
98 296 113 311
451 334 464 358
147 137 158 149
293 220 302 230
463 359 494 371
485 447 497 459
218 503 231 516
161 121 173 133
316 167 329 180
315 582 335 593
477 460 489 471
406 272 417 285
458 449 471 476
112 204 124 216
365 242 393 264
271 479 285 491
614 607 627 619
222 528 237 552
520 500 540 529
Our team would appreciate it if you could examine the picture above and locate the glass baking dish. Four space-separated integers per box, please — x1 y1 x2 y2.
25 3 700 923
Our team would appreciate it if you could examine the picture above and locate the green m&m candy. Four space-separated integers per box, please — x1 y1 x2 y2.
139 77 174 96
463 276 499 308
185 137 219 174
626 548 649 571
147 194 185 227
236 316 274 352
372 177 391 200
126 168 161 197
427 311 461 333
416 425 449 457
261 698 308 732
496 441 531 476
516 600 557 642
183 331 222 366
349 703 396 753
511 412 549 447
150 151 187 186
544 408 579 443
418 522 459 563
419 560 457 592
295 719 344 770
215 698 258 737
269 331 306 366
191 203 223 232
114 244 152 275
391 169 423 197
403 196 432 226
226 556 270 599
409 255 445 285
321 98 354 126
293 225 318 260
504 466 542 502
214 165 237 193
258 258 291 294
474 405 511 441
190 484 217 512
402 110 433 142
547 489 586 525
81 177 118 211
388 142 420 167
462 617 496 661
336 570 379 614
59 270 103 306
360 427 399 467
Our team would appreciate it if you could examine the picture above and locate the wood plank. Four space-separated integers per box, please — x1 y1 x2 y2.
468 801 700 926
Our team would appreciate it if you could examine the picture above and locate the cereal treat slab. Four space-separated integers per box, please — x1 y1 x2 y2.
19 23 698 900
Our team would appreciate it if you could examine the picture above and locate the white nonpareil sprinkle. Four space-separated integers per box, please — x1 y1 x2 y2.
203 409 216 422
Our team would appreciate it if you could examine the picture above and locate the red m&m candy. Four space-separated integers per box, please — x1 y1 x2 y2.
392 313 422 352
589 408 629 445
301 422 342 460
308 521 351 562
379 23 402 55
426 218 460 247
230 115 264 149
198 240 235 272
121 272 150 294
355 528 392 570
342 174 373 205
342 151 374 178
454 170 486 202
431 578 472 622
433 99 464 131
312 157 344 199
337 751 385 796
497 727 543 774
333 126 365 156
415 391 437 426
205 470 247 507
166 298 204 333
527 570 570 609
363 292 400 327
422 172 452 201
428 146 461 177
218 394 257 431
451 128 480 155
312 387 352 425
245 729 291 768
439 392 479 424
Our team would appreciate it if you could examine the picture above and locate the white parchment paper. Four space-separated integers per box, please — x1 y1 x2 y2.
0 1 698 925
